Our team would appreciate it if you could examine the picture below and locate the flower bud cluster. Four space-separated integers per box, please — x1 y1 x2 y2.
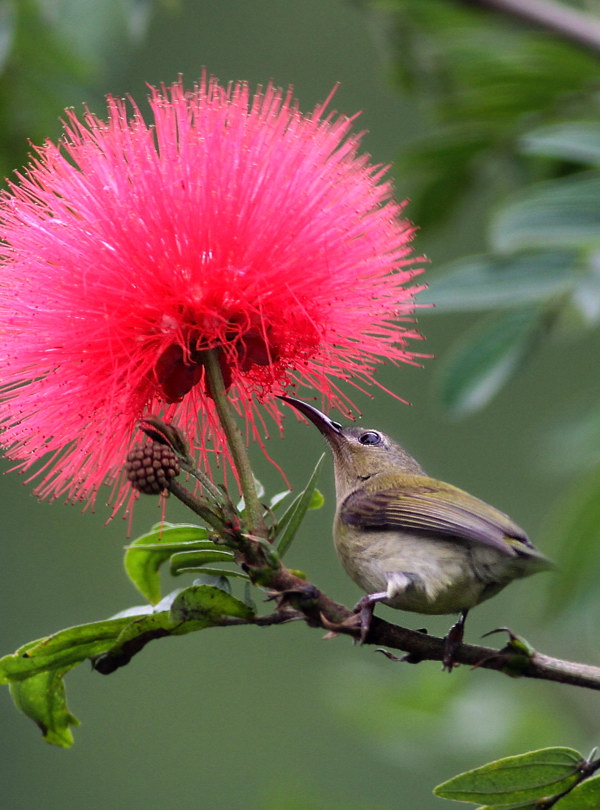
125 443 180 495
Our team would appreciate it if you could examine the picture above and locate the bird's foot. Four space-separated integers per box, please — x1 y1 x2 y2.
442 610 469 672
319 610 362 639
354 594 378 644
320 593 380 643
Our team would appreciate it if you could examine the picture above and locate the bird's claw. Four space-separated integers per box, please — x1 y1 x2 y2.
442 610 468 672
353 594 377 644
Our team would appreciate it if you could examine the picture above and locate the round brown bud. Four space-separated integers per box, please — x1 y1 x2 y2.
125 442 181 495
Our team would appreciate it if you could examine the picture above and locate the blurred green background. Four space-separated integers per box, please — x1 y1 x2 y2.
2 1 600 808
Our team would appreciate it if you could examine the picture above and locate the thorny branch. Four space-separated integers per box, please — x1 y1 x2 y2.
242 556 600 691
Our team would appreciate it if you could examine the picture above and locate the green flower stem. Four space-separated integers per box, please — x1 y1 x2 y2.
167 479 231 536
179 457 233 511
202 349 267 538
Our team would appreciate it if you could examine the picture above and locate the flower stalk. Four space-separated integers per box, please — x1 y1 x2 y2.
202 349 267 538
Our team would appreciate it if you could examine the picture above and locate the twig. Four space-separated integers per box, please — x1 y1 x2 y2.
464 0 600 56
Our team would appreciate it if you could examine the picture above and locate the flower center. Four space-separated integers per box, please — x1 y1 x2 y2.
154 322 279 403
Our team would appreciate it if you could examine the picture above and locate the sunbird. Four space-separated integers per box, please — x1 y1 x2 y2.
280 396 553 668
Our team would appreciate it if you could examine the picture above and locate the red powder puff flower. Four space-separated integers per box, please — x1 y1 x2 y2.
0 76 423 510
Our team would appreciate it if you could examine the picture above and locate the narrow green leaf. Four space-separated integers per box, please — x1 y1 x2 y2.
124 522 213 604
275 455 324 558
9 668 79 748
552 773 600 808
519 122 600 165
434 747 582 805
492 174 600 253
190 568 249 581
170 584 255 626
543 466 600 613
438 309 542 416
169 549 235 575
418 251 576 312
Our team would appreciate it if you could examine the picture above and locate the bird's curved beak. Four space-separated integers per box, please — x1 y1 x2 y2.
278 396 343 440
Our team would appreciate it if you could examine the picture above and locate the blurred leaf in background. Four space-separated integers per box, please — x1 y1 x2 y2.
362 0 600 229
0 0 156 175
358 0 600 621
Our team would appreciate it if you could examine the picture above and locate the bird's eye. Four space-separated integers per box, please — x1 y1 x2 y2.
358 431 382 446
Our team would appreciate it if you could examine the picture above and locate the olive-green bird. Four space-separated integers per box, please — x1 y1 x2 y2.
280 396 553 667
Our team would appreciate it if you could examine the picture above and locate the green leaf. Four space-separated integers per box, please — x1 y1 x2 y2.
91 611 177 675
418 250 576 312
189 568 249 582
1 585 255 742
275 455 325 557
89 585 254 674
492 174 600 253
542 466 600 613
519 122 600 166
169 549 236 575
552 773 600 808
9 667 79 748
540 403 600 476
1 616 142 744
434 747 583 805
169 584 255 626
396 131 487 229
0 617 135 682
124 522 215 604
93 586 255 674
437 308 542 416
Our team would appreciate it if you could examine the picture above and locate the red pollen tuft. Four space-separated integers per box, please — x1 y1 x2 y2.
0 75 425 511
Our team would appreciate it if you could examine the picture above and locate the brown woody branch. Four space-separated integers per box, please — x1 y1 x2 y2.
162 454 600 692
261 562 600 691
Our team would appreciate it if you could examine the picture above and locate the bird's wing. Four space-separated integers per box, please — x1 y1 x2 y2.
340 477 540 559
